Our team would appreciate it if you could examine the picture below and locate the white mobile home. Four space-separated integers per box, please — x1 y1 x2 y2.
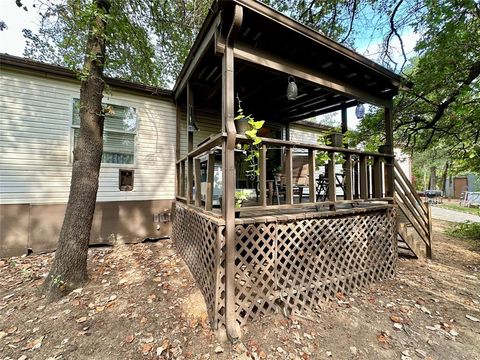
0 54 177 257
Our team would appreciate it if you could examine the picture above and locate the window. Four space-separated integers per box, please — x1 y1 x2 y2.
72 99 137 164
119 169 134 191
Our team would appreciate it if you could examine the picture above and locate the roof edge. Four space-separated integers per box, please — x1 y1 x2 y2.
230 0 403 85
0 53 174 100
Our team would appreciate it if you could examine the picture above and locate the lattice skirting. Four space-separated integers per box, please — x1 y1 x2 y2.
171 203 224 327
173 203 397 328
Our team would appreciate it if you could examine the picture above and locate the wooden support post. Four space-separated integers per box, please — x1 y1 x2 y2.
175 105 181 161
341 107 348 135
259 144 267 206
176 163 180 197
180 160 186 197
344 154 352 200
353 158 359 199
205 152 215 211
187 156 193 204
194 158 201 207
427 202 433 259
285 147 293 204
328 152 336 209
222 4 242 342
341 107 352 200
373 156 382 198
359 155 368 199
308 149 316 203
186 83 194 204
187 83 194 153
384 103 394 199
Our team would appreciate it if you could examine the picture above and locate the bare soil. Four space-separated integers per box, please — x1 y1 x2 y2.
1 219 479 360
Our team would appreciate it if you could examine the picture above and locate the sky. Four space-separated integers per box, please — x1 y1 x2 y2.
0 0 39 56
0 0 419 130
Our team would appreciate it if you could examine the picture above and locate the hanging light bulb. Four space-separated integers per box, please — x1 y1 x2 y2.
286 76 298 101
355 102 365 119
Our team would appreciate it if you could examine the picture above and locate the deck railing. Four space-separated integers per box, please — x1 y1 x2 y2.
176 132 394 214
394 160 433 258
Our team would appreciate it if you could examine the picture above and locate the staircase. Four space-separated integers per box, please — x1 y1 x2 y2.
394 160 433 259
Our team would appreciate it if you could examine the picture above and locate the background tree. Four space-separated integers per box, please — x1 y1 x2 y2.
277 0 479 175
22 0 210 86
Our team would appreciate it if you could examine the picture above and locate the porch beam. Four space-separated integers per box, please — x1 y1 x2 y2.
174 13 221 99
216 40 391 108
281 99 357 122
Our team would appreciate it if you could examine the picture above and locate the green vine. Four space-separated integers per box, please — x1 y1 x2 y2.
235 96 265 180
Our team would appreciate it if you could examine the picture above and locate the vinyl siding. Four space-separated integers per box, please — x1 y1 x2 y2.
0 69 176 205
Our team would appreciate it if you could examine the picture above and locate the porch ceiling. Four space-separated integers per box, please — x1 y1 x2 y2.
176 0 403 123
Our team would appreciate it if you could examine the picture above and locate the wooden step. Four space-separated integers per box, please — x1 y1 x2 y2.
398 222 426 259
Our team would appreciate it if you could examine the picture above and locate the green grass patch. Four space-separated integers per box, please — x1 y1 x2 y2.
446 221 480 250
438 203 480 216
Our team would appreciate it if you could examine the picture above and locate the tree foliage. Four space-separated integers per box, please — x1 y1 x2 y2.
280 0 479 174
22 0 209 86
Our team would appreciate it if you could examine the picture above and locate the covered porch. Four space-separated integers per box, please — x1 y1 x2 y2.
172 0 404 339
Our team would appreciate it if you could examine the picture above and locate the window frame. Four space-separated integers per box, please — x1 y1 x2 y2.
69 97 138 167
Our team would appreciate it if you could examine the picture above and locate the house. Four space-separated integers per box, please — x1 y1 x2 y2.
0 54 176 257
2 0 433 335
0 53 326 257
445 174 480 199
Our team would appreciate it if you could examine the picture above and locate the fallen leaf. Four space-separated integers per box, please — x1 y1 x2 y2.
76 317 88 323
125 335 135 343
390 315 402 323
6 326 18 334
141 343 153 354
377 332 390 349
162 339 170 350
23 335 45 351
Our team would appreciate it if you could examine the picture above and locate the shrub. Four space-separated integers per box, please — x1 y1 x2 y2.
446 221 480 241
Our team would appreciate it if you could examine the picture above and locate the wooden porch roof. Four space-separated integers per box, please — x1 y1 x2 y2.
174 0 404 123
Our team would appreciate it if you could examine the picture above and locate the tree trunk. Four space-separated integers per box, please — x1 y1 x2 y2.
43 0 110 301
441 161 449 195
429 166 437 190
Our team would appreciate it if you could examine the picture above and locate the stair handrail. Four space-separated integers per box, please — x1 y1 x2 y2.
393 159 432 258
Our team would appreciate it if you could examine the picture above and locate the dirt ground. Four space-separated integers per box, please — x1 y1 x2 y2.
1 219 479 360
